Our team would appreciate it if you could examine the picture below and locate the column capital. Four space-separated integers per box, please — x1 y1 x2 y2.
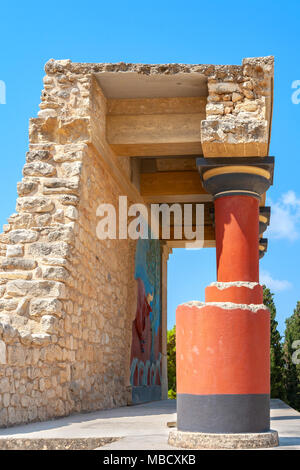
259 238 268 259
197 156 274 200
259 206 271 234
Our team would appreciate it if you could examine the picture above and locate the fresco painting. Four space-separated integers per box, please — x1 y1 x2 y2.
130 238 162 403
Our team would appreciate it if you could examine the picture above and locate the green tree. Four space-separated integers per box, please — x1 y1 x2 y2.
284 301 300 411
167 325 176 399
263 286 286 399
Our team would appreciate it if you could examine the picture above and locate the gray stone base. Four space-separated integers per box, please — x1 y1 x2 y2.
168 429 279 449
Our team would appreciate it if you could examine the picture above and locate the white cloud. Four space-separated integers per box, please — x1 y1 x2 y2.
260 270 292 292
267 190 300 241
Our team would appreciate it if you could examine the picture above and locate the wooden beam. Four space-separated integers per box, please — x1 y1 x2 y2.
107 113 204 157
167 239 216 248
143 194 213 203
107 96 207 116
140 171 207 198
158 224 215 242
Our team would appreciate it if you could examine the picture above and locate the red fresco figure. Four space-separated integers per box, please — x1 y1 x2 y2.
131 278 153 386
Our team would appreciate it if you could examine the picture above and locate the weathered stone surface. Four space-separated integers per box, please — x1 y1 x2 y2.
0 271 32 280
7 345 26 366
28 242 70 258
16 197 55 214
0 299 18 310
59 195 79 206
41 315 58 334
65 206 78 220
42 266 70 282
26 150 50 162
23 162 56 177
208 82 242 94
6 280 66 298
6 245 24 258
43 178 80 195
7 229 39 244
62 162 82 177
17 180 38 196
0 377 10 393
0 258 37 270
206 103 224 116
30 298 63 317
0 340 6 364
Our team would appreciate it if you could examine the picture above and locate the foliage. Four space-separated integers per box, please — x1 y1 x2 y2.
167 325 176 399
284 301 300 411
263 286 286 400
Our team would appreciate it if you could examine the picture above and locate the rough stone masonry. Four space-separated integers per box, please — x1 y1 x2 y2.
0 56 274 426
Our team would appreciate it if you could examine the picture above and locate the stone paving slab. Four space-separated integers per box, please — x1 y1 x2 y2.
0 399 299 450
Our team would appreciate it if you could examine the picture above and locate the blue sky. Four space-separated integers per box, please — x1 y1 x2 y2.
0 0 299 336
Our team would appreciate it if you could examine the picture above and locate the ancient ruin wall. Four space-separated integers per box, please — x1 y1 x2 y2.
0 61 138 426
201 56 274 157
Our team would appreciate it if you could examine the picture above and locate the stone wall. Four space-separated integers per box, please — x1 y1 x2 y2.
201 56 274 157
0 61 141 426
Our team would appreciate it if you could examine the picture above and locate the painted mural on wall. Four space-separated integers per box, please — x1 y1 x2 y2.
130 237 162 403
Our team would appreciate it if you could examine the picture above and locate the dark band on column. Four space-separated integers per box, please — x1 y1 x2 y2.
177 393 270 433
196 157 274 199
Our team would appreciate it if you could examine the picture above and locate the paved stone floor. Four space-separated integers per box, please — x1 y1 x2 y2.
0 399 299 450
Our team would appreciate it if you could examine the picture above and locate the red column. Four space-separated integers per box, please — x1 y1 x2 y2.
215 195 259 283
170 158 277 447
175 194 270 435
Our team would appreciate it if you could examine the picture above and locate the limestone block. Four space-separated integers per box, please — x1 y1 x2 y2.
0 258 37 270
59 195 79 206
41 315 58 334
30 298 63 318
23 162 56 177
53 209 65 223
45 226 75 243
31 333 52 347
16 197 55 214
28 242 70 258
6 280 66 298
232 92 243 103
62 162 82 178
7 213 35 229
17 180 38 196
6 245 24 257
206 103 224 116
53 149 84 163
0 299 19 310
0 377 10 393
3 393 10 407
0 340 6 364
0 271 32 280
42 266 70 282
235 101 259 112
7 345 26 366
38 109 58 119
16 298 30 316
43 178 80 195
65 206 78 220
7 229 39 244
208 82 241 94
243 89 255 99
26 151 51 163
